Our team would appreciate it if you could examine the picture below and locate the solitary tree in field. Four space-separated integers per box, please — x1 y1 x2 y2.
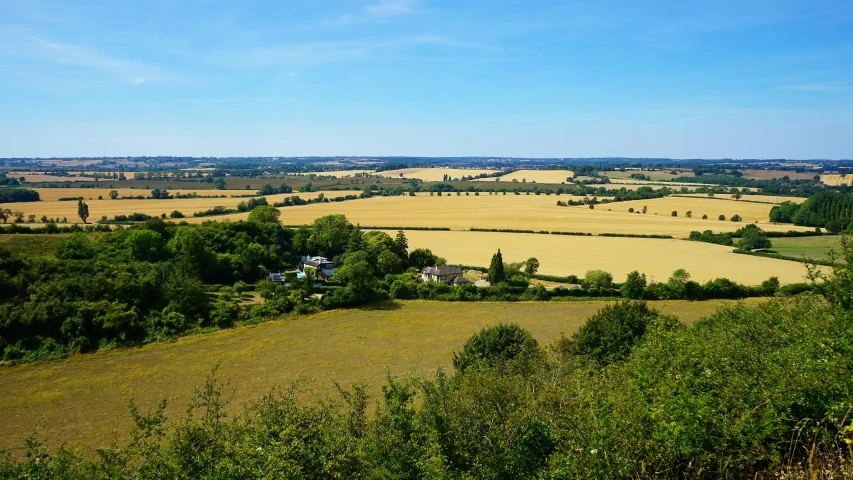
642 205 648 214
0 208 11 223
686 210 692 218
718 214 726 221
488 249 506 283
108 190 119 200
77 199 89 224
671 211 678 217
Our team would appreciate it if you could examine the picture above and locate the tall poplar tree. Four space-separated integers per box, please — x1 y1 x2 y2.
488 249 505 283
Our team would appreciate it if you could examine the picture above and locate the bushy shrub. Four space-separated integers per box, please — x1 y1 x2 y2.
452 323 540 373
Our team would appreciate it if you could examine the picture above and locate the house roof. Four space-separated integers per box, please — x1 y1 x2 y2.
450 275 469 285
424 265 463 276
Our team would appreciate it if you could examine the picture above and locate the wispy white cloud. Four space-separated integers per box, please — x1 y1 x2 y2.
323 0 421 27
0 31 177 85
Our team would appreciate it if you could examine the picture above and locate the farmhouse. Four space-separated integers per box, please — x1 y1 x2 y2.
422 266 469 285
300 256 335 280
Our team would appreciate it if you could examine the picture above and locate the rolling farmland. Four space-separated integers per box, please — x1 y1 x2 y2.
602 196 777 222
220 194 814 237
376 167 502 181
0 190 362 222
0 298 766 451
398 230 816 285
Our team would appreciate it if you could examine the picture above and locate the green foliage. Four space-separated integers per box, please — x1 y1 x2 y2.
488 249 505 283
564 300 679 365
77 199 89 223
737 224 772 250
452 323 540 373
0 188 39 203
246 205 281 224
583 269 612 289
620 270 646 299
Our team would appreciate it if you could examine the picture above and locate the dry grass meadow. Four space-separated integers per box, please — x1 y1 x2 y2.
399 230 815 284
604 170 695 181
0 298 766 452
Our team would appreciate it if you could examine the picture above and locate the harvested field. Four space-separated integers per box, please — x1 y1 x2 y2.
211 194 813 237
0 298 766 451
600 196 776 222
488 169 574 184
821 174 853 187
744 169 819 180
0 191 362 223
32 188 258 201
297 169 377 178
398 230 816 285
376 167 501 181
586 183 701 191
677 194 806 204
604 170 694 181
19 174 97 183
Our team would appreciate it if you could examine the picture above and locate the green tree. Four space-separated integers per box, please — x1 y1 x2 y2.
311 214 353 257
335 250 376 301
77 199 89 223
56 232 95 260
524 257 540 274
124 229 166 262
408 248 438 269
584 269 613 289
671 210 678 217
247 205 281 224
452 323 540 373
737 225 771 250
108 190 119 200
393 229 409 261
565 301 678 365
488 249 506 283
718 214 726 221
0 208 10 223
213 177 227 190
620 270 646 299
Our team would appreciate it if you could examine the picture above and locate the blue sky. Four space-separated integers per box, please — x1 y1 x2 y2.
1 0 852 159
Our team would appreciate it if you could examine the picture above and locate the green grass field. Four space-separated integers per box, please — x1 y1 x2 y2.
771 235 842 262
0 298 766 452
0 234 70 257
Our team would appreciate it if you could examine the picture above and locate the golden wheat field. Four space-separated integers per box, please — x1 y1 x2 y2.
399 230 816 284
17 173 98 183
377 167 502 181
488 169 574 183
604 170 695 181
0 298 766 451
32 188 258 201
298 169 377 178
0 191 362 222
677 194 806 204
601 196 777 222
236 194 812 237
820 174 853 186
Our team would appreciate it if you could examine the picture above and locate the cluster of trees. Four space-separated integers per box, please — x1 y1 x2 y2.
688 224 772 249
770 192 853 231
6 277 853 477
0 174 21 186
257 182 292 195
619 267 783 300
0 188 39 203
